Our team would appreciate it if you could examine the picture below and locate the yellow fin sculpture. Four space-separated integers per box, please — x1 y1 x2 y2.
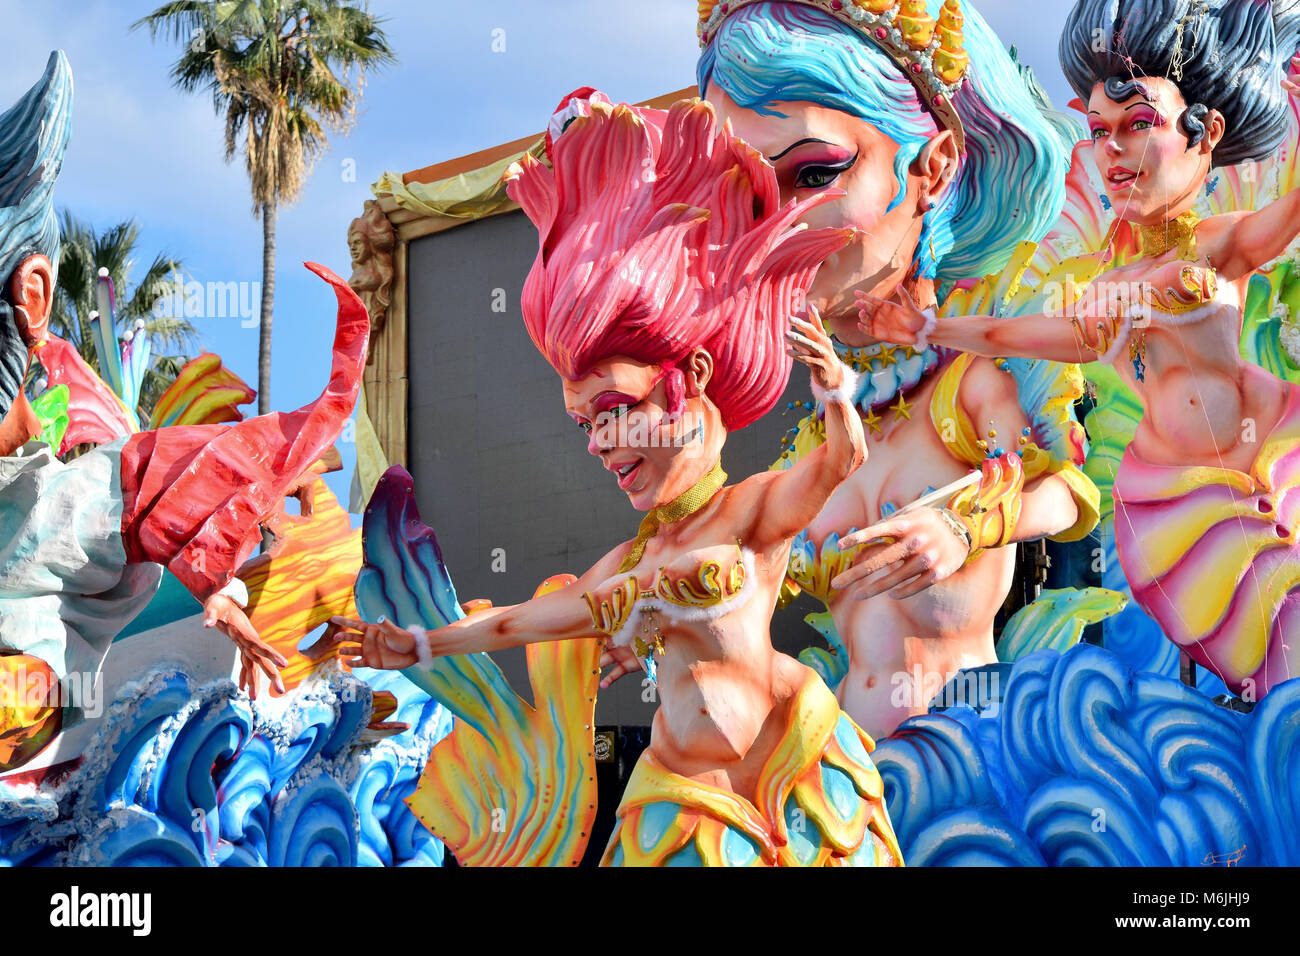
150 353 256 428
403 574 602 867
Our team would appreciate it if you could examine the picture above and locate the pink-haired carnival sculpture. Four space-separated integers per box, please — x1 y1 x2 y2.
5 0 1300 871
344 0 1300 869
338 93 904 867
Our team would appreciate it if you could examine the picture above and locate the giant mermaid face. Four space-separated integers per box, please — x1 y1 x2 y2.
707 85 954 347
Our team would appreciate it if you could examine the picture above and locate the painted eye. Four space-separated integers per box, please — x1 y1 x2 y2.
1131 120 1153 132
793 152 859 190
1090 127 1108 141
579 421 592 434
796 166 839 189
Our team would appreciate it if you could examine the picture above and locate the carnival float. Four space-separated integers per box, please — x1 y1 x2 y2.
1 0 1298 867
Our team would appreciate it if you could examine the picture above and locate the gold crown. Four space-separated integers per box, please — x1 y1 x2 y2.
699 0 971 154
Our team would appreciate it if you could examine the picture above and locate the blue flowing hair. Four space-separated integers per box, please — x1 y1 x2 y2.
698 1 1072 284
0 51 72 418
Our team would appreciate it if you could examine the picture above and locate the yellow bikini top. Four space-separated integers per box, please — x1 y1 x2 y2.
583 540 751 642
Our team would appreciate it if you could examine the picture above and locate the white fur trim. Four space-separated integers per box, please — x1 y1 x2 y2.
1144 302 1220 327
811 364 861 407
408 625 433 668
216 577 249 609
913 308 939 350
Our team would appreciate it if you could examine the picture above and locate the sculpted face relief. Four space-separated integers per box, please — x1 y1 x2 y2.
707 86 945 344
562 356 715 511
1087 76 1219 226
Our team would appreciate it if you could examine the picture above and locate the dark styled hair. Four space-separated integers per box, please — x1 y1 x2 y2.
1060 0 1300 166
0 51 72 418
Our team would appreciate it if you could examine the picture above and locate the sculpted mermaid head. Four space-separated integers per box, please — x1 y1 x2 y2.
505 93 852 510
1061 0 1300 226
0 52 71 427
696 1 1072 344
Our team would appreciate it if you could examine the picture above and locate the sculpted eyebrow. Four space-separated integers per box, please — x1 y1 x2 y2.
769 137 833 161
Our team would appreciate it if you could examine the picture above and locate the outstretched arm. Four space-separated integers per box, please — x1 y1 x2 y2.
751 308 867 548
857 287 1111 366
1211 60 1300 281
333 546 627 669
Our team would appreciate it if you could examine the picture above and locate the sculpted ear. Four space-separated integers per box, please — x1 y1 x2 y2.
10 254 54 349
682 347 714 396
912 129 960 212
1204 108 1226 155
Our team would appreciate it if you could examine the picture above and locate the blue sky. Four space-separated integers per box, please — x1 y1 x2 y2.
0 0 1079 506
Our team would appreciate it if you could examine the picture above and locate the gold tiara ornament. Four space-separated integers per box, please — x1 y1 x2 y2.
699 0 972 154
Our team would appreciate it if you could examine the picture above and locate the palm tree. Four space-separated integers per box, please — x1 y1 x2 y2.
46 210 200 425
134 0 395 414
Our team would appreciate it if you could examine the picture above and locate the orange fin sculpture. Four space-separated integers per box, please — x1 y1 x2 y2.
238 454 363 695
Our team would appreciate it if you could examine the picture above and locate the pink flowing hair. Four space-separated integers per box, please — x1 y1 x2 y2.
504 94 854 432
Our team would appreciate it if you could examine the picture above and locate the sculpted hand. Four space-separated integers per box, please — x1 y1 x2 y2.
203 593 288 699
598 641 644 690
330 615 421 670
785 305 843 392
829 507 970 600
1283 55 1300 97
855 286 930 345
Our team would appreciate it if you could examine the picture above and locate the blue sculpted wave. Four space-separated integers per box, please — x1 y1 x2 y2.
874 643 1299 866
0 665 451 867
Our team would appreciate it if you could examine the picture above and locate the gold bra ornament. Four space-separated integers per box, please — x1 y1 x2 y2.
1070 258 1218 383
583 541 749 660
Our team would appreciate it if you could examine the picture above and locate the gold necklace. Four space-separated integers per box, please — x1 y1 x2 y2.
1136 209 1200 261
619 460 727 572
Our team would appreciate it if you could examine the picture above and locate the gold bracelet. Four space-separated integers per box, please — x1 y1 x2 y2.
946 452 1024 566
936 507 973 553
